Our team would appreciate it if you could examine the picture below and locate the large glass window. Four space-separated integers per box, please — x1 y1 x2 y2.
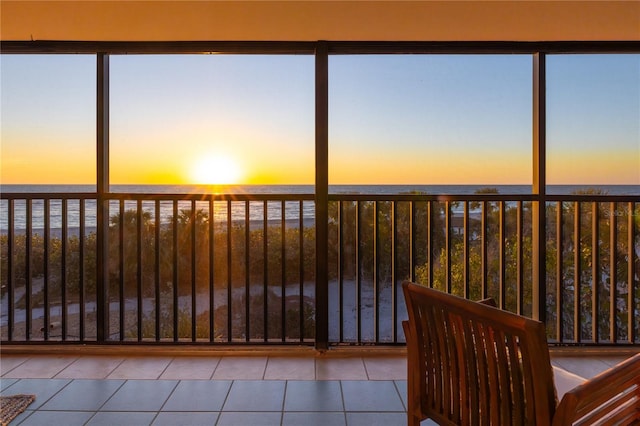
109 55 315 192
547 54 640 194
1 55 96 191
329 55 532 194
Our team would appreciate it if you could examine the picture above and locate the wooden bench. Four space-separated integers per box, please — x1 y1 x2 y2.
402 281 640 425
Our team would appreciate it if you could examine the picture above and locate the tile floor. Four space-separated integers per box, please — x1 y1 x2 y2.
0 352 635 426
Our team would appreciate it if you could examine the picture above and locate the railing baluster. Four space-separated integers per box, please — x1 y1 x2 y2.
118 200 124 341
79 199 85 342
592 202 599 342
7 200 14 341
209 199 215 342
516 201 523 315
464 201 470 300
281 200 286 341
299 200 304 342
574 201 581 342
408 201 414 283
245 201 250 342
481 201 488 299
356 200 361 343
226 201 232 342
556 202 563 342
26 199 32 341
191 200 196 342
428 201 433 288
609 202 617 342
61 199 68 341
373 200 379 343
263 200 268 342
338 201 344 343
393 200 399 343
154 200 161 341
172 200 178 342
137 200 143 341
499 201 505 309
445 201 451 294
629 202 636 344
44 199 50 341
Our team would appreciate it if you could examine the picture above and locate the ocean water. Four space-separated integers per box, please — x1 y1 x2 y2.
1 184 638 231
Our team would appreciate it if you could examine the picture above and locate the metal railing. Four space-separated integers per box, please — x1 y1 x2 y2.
1 191 638 346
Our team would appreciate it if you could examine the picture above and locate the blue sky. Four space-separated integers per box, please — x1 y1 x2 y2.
1 53 638 187
329 54 533 184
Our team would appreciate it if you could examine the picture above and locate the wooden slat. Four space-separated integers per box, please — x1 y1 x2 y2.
572 388 638 425
448 313 462 422
507 335 525 426
495 329 512 425
474 321 490 423
485 327 501 424
463 318 480 426
402 282 556 425
402 282 638 426
431 305 448 414
418 309 433 412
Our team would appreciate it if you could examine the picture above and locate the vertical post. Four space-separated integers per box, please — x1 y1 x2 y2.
96 53 109 342
532 53 547 323
315 41 329 350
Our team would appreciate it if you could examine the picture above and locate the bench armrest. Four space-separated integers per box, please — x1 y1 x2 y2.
553 353 640 425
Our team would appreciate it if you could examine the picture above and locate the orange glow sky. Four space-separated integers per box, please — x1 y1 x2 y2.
1 54 638 187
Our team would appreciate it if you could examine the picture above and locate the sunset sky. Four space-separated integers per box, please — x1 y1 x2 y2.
1 53 638 187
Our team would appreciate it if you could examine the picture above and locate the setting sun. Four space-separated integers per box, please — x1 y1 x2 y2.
190 155 242 185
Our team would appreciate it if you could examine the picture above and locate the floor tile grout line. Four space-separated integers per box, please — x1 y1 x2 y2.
263 356 269 380
0 356 31 377
280 380 288 426
156 356 174 380
103 356 128 380
392 379 407 412
51 355 81 379
84 378 119 425
159 356 177 380
211 356 222 380
338 380 347 421
218 378 235 416
0 378 19 393
209 356 221 380
361 357 371 380
92 378 128 414
151 378 181 425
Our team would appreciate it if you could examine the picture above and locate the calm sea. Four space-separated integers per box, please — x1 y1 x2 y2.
1 184 638 231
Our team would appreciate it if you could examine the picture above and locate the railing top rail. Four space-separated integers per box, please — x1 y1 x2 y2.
0 192 316 202
544 194 640 202
2 192 639 203
329 194 640 202
104 193 316 202
0 192 97 200
329 193 537 202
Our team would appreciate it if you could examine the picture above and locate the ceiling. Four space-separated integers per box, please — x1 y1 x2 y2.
1 1 639 42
